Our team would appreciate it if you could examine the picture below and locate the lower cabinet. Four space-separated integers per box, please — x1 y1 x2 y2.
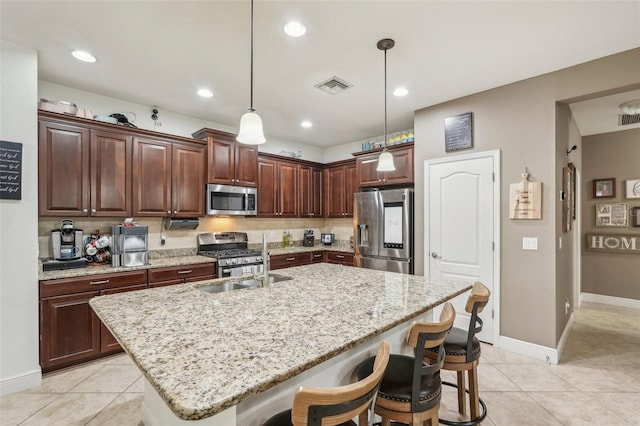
325 251 354 266
270 252 312 270
39 270 147 372
310 251 325 263
148 263 215 288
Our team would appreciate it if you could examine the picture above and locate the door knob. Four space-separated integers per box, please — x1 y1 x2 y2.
431 252 442 259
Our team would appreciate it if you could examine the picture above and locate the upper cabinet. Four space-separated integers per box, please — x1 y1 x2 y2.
355 145 414 187
132 137 206 218
192 128 259 187
38 111 206 218
257 156 298 218
324 160 357 218
38 119 132 217
298 164 323 218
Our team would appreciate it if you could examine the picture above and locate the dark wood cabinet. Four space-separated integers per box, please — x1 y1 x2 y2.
99 284 147 353
39 269 147 372
258 157 298 218
298 165 323 218
356 145 414 187
325 251 354 266
324 160 357 218
38 119 131 217
132 137 206 217
192 127 259 187
310 251 325 263
270 252 312 270
148 263 215 288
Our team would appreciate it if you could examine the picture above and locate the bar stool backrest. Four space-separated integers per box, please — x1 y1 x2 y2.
464 281 491 362
291 341 390 426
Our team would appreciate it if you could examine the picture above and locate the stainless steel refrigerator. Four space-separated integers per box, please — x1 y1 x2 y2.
354 188 414 274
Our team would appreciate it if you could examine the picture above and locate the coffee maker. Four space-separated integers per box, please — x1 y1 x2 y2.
303 229 314 247
52 219 83 260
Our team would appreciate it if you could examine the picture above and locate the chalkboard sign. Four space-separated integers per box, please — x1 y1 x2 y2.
0 140 23 200
444 112 473 152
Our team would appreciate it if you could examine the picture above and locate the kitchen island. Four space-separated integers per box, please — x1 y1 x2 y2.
89 263 471 425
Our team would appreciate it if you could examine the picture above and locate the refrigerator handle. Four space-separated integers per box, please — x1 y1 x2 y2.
357 224 368 246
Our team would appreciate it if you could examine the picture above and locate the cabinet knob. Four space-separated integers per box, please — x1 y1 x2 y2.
82 208 88 213
91 208 96 213
174 211 177 214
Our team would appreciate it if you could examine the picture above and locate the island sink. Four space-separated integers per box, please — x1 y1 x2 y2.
199 275 292 294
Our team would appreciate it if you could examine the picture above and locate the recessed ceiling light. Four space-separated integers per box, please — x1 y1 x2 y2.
71 50 97 63
197 88 213 98
393 87 409 97
300 120 312 128
284 21 306 37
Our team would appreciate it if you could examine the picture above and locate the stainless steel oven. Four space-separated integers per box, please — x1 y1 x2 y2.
197 232 266 277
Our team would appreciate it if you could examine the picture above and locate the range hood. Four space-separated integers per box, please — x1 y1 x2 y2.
164 218 200 230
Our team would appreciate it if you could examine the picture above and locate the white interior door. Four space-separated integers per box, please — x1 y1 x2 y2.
425 151 499 344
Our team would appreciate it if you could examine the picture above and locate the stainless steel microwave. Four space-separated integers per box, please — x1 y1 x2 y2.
206 184 257 216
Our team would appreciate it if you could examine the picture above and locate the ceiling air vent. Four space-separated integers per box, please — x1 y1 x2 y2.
619 114 640 126
314 76 353 95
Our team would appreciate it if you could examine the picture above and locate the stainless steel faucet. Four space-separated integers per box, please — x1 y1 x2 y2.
252 233 270 287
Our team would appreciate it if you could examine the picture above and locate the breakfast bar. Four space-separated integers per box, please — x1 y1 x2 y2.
89 263 471 425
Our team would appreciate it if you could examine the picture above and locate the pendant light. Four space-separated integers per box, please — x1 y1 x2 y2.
376 38 396 172
236 0 266 145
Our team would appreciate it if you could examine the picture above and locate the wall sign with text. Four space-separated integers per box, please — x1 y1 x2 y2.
0 140 22 200
586 233 640 254
444 112 473 152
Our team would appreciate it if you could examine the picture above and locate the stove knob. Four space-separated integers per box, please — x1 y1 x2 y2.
229 259 236 265
244 258 250 263
256 256 263 262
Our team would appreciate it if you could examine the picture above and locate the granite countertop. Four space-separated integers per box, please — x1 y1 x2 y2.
38 245 354 281
89 263 471 421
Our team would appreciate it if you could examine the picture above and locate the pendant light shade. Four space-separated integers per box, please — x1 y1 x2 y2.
237 0 266 145
237 110 266 144
376 38 395 172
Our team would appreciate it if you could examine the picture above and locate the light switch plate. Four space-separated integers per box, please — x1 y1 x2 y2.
523 237 538 250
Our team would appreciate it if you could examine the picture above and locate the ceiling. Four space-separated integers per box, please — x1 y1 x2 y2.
1 1 639 147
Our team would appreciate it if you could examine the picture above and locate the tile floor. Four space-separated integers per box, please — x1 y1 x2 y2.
1 302 639 425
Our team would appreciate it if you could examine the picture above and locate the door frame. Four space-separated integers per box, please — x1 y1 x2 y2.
424 149 501 346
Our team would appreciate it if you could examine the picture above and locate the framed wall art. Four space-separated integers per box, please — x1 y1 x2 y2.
625 179 640 199
593 178 616 199
568 163 576 220
595 203 628 227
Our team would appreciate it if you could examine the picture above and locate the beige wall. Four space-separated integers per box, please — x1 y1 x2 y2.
414 48 640 349
581 128 640 300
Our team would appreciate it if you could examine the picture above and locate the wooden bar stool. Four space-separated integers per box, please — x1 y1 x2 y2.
262 340 390 426
423 282 490 425
355 302 456 426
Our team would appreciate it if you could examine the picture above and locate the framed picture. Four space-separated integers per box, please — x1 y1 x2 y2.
562 166 571 233
568 163 576 220
593 178 616 198
632 207 640 227
596 203 628 227
625 179 640 199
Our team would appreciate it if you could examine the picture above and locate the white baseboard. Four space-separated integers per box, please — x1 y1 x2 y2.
555 312 575 363
498 335 562 365
581 293 640 309
0 368 41 396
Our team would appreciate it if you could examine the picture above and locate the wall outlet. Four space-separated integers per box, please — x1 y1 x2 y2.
522 237 538 250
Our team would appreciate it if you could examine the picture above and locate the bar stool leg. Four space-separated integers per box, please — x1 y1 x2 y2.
469 364 480 420
456 371 466 415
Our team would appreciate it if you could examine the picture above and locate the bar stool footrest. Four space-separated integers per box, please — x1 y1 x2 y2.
439 380 487 426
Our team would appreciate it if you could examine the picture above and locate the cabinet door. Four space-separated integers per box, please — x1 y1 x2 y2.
381 147 414 185
40 291 100 372
326 251 354 266
299 165 323 218
257 158 278 217
311 167 323 217
324 166 346 218
234 143 259 187
270 252 310 270
277 161 298 218
90 130 132 216
345 163 358 217
132 137 172 217
356 155 382 187
207 138 235 185
310 251 325 263
172 143 206 217
99 284 147 353
38 121 90 216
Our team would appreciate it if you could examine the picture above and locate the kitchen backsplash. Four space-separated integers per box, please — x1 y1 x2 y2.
38 217 354 258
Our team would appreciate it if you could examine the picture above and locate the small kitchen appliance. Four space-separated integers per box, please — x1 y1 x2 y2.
197 232 265 277
303 230 315 247
321 233 334 246
110 225 149 267
51 219 83 260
